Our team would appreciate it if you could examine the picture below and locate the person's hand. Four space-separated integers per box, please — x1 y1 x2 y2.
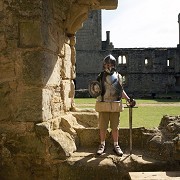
126 98 136 107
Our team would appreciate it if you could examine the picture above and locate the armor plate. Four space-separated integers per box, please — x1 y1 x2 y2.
102 72 122 102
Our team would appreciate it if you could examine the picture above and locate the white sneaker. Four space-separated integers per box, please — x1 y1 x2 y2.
97 144 105 155
113 145 123 156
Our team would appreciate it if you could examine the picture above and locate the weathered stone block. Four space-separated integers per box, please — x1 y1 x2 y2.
22 50 44 86
0 0 3 11
0 101 11 121
59 43 65 57
69 36 76 46
0 122 44 156
51 102 61 119
76 128 100 147
45 54 61 86
0 55 15 80
19 21 42 47
148 135 162 152
173 134 180 151
62 43 72 79
61 80 72 111
160 141 174 159
60 114 84 129
71 112 98 128
22 50 61 87
70 80 75 98
35 122 50 136
50 129 77 156
0 81 12 121
14 88 42 122
71 65 76 80
42 89 53 121
0 33 7 50
41 23 60 53
51 117 60 130
17 134 46 155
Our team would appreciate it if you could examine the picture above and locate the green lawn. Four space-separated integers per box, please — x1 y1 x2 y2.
120 106 180 128
74 98 180 104
74 98 180 129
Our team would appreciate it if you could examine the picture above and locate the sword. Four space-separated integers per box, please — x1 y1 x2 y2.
125 98 137 155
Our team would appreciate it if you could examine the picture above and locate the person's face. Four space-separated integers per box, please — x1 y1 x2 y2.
103 62 114 73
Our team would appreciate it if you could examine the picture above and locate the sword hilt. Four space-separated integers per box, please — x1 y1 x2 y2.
126 97 136 107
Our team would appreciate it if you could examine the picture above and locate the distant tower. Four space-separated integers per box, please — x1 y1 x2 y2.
76 10 102 51
75 10 102 89
75 10 115 89
102 31 114 50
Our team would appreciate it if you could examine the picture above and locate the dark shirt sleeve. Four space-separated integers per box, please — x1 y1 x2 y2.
97 72 103 82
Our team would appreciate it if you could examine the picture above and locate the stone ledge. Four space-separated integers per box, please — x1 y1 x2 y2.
57 148 179 180
129 171 180 180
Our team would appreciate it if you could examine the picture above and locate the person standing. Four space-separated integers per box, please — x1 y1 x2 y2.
95 54 134 156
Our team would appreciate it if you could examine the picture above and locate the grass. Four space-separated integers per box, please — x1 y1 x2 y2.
74 98 180 104
120 106 180 128
74 98 180 129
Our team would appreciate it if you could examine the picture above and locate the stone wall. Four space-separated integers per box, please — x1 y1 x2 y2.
113 48 179 96
0 0 74 123
75 10 111 90
0 0 118 179
76 10 102 51
0 0 117 126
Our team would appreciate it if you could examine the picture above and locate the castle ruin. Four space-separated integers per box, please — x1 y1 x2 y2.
76 11 180 98
0 1 119 179
0 1 180 179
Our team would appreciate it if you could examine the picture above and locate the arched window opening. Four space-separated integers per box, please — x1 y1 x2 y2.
118 56 122 64
122 56 126 64
118 55 127 64
145 58 148 66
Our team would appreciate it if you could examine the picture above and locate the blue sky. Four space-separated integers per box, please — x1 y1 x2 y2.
102 0 180 48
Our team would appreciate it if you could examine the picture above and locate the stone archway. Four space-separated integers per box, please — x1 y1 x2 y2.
0 0 118 178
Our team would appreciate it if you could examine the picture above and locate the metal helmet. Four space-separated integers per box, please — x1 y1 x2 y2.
103 54 116 67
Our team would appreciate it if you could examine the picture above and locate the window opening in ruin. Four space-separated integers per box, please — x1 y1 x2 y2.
118 55 126 64
145 59 148 65
118 56 122 64
123 56 126 64
167 59 170 66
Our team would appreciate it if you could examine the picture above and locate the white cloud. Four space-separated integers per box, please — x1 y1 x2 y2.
102 0 180 48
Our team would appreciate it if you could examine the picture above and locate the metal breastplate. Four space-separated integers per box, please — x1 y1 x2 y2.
103 72 122 102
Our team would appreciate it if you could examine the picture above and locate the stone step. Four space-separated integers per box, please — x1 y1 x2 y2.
75 127 145 148
129 171 180 179
57 148 179 180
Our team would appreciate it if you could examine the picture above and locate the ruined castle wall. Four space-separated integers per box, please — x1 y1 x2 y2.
0 1 118 178
76 46 178 95
113 48 178 95
76 11 180 96
75 50 106 89
0 0 76 124
0 1 76 176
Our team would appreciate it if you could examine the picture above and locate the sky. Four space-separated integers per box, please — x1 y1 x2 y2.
102 0 180 48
